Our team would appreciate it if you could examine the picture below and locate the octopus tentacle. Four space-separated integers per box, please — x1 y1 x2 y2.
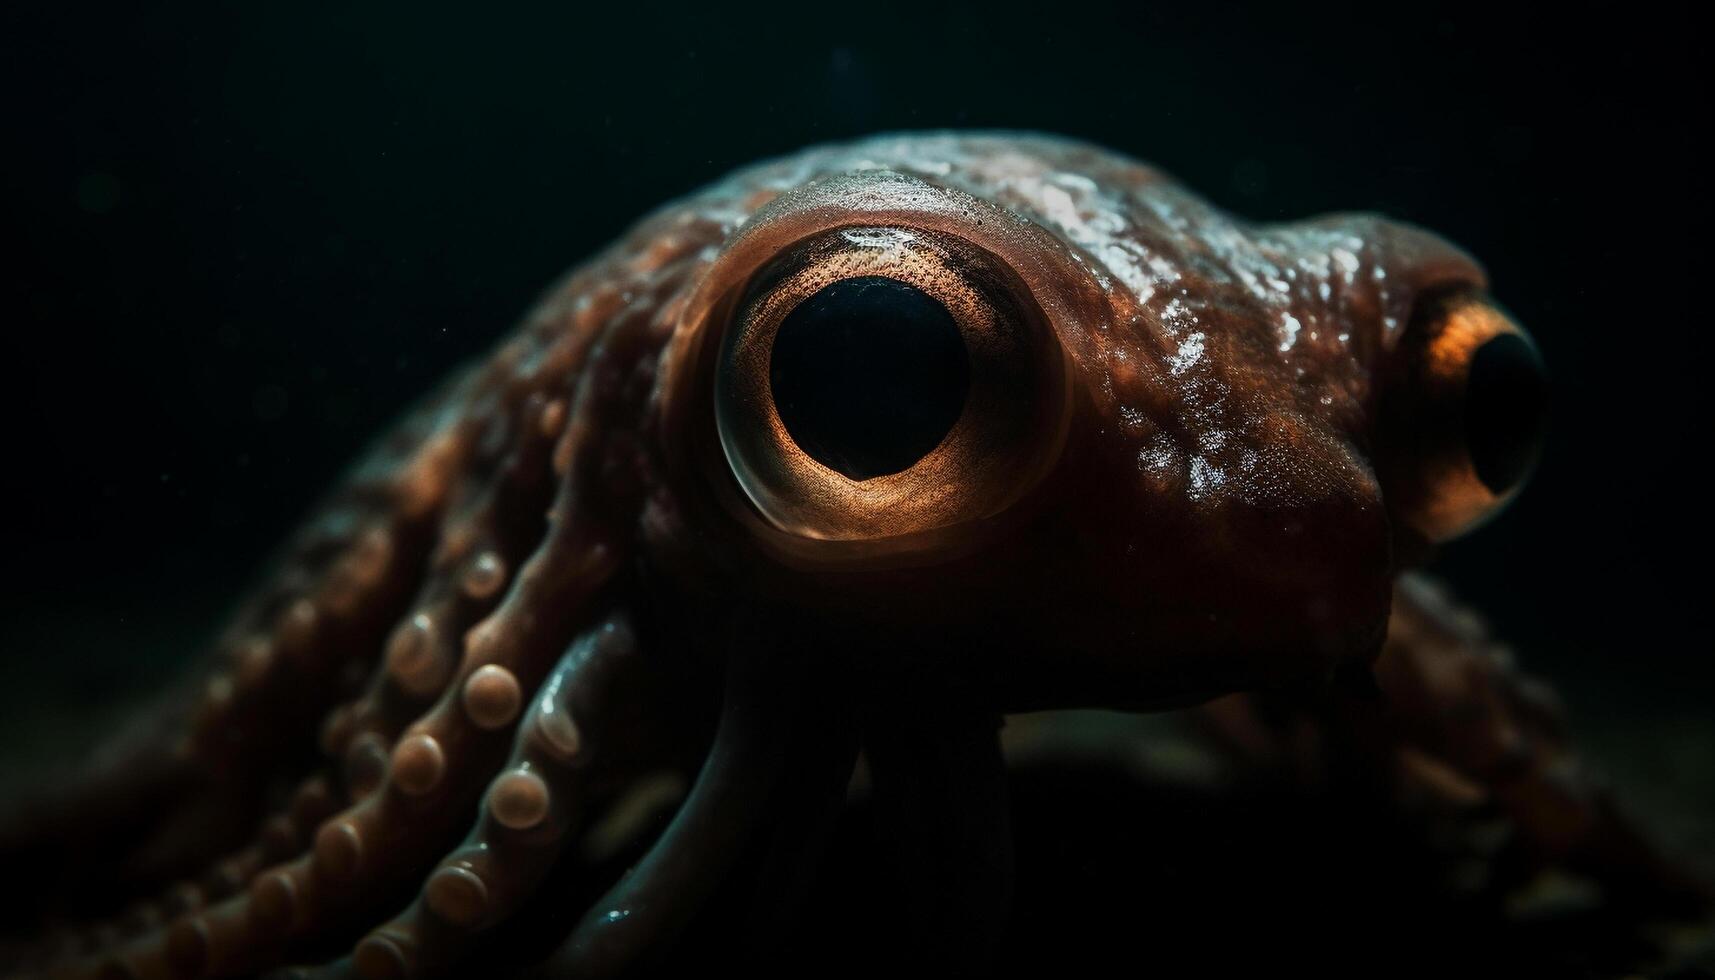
716 702 860 961
52 375 520 955
81 770 347 959
51 251 683 980
337 386 582 754
1368 575 1710 910
120 501 425 898
327 386 568 796
537 646 855 978
1198 573 1711 917
2 378 479 939
103 531 504 951
349 610 682 978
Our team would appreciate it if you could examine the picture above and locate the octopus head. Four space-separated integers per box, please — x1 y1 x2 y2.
656 164 1547 710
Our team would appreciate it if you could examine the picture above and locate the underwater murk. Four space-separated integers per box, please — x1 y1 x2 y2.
1 131 1710 979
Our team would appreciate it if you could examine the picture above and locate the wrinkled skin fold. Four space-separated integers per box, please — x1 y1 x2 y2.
0 133 1703 979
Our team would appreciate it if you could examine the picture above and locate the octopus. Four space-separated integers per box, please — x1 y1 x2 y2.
1 132 1704 979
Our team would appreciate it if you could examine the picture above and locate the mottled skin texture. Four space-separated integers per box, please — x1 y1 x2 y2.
0 133 1699 978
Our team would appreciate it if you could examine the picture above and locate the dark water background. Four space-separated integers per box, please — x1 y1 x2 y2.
0 0 1708 964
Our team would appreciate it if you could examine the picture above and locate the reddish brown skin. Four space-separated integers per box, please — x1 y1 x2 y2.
0 133 1694 979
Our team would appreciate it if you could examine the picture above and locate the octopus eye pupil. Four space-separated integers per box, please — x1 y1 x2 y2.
1465 332 1549 494
768 276 970 480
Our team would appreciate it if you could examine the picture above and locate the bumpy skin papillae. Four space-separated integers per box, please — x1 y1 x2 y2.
1 133 1696 978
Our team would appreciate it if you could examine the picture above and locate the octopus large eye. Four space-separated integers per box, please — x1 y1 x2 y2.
714 226 1067 543
1377 288 1549 543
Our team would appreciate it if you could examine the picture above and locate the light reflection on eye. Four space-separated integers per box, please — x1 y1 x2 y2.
839 227 918 250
